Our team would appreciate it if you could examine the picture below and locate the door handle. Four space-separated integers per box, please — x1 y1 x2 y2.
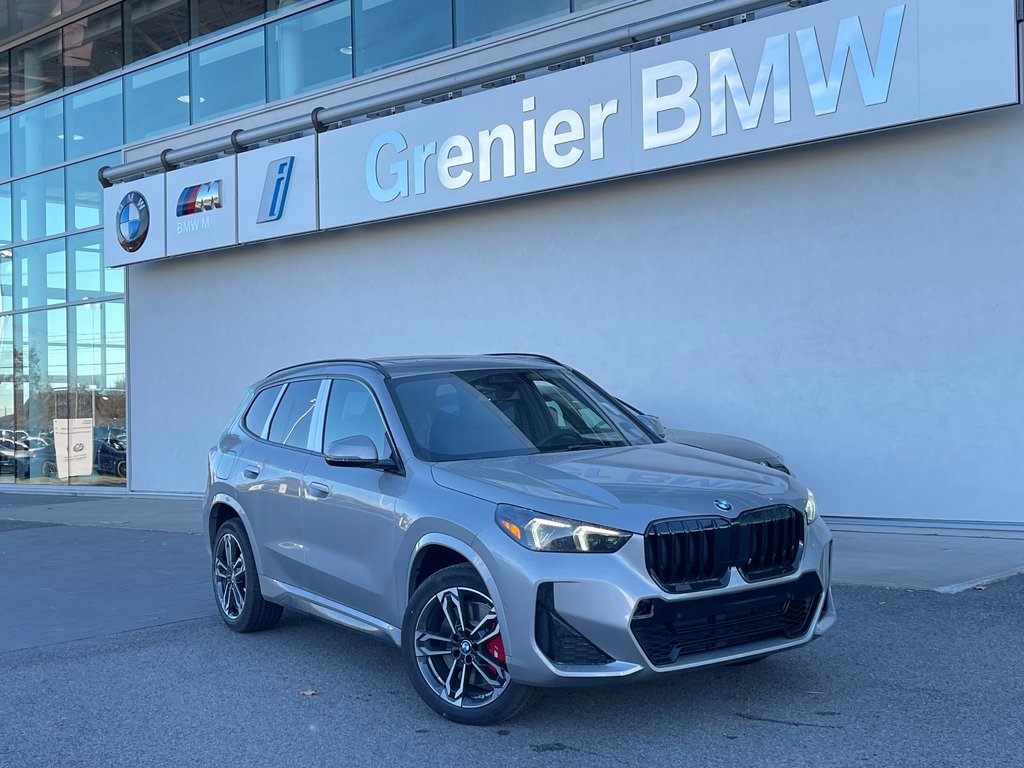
242 465 261 479
308 482 331 499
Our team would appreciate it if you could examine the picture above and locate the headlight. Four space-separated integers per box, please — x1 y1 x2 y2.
804 489 818 524
495 505 631 553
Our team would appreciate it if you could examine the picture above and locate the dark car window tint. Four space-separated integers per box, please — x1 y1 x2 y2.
268 380 320 448
322 380 392 460
243 385 282 437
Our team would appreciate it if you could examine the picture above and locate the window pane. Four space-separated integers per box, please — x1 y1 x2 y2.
11 29 63 106
0 244 11 312
66 152 120 232
244 384 282 436
11 100 64 177
267 0 352 102
0 184 11 248
64 81 123 162
455 0 568 45
68 231 125 302
194 0 267 38
13 307 69 485
13 239 67 309
0 118 10 179
572 0 615 10
124 56 190 143
13 168 65 243
0 322 13 481
323 379 391 460
268 379 319 448
0 54 10 116
69 300 127 486
63 5 124 87
354 0 451 75
125 0 190 64
191 30 266 122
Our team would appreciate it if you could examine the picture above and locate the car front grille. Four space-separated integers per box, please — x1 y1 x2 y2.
630 572 822 667
644 505 804 593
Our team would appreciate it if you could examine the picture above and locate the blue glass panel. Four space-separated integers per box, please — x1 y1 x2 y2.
455 0 568 45
0 242 11 312
67 230 124 303
66 152 121 232
13 239 67 309
267 0 352 102
11 101 64 177
64 81 124 161
354 0 452 75
13 169 65 243
124 56 191 143
0 118 10 180
0 184 11 247
191 29 266 123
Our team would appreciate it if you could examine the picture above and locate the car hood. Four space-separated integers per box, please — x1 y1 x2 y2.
431 442 803 533
664 428 780 463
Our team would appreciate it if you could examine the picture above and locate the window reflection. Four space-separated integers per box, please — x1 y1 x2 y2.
11 101 64 177
11 29 63 106
125 0 190 64
0 118 10 180
13 239 67 310
63 5 124 87
65 81 124 161
354 0 452 75
68 231 125 302
124 56 190 142
66 153 121 231
455 1 568 45
194 0 268 39
0 185 11 248
267 0 352 102
0 54 10 113
0 245 11 312
13 168 66 243
190 29 265 122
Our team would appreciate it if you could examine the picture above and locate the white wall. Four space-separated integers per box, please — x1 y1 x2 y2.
128 103 1024 524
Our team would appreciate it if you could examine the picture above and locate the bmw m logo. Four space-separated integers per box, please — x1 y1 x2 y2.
116 191 149 253
714 499 733 512
176 180 222 217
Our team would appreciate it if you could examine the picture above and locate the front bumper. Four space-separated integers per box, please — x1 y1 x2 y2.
472 518 835 687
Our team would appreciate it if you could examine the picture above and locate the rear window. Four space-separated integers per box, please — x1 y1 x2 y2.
268 380 321 448
243 385 282 437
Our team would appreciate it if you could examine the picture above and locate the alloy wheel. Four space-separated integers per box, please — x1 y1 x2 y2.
214 532 246 620
413 586 509 708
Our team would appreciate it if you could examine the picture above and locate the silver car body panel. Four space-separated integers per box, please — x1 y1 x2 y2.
204 356 835 687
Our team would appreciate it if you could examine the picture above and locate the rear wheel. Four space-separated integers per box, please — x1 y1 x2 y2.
402 564 533 725
213 518 282 633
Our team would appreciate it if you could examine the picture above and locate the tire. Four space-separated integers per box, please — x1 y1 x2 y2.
401 564 534 725
212 518 283 633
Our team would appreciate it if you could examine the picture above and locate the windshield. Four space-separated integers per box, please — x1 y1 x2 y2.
389 368 655 462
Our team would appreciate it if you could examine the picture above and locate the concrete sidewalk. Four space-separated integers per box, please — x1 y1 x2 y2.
1 491 1021 593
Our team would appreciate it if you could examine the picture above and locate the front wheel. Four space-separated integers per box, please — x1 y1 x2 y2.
213 518 282 632
401 564 534 725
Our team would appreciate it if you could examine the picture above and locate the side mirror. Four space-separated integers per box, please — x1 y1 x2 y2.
324 435 380 467
637 413 667 439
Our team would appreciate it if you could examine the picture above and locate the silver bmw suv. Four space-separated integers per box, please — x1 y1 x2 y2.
204 355 835 724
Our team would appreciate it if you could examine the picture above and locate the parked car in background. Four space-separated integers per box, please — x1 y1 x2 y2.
204 355 834 724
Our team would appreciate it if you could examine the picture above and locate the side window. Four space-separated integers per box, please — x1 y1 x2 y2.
243 385 282 437
268 380 321 448
323 379 392 461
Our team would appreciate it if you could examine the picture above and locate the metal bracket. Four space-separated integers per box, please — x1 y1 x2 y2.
159 148 176 172
97 165 113 189
229 129 246 154
310 107 329 133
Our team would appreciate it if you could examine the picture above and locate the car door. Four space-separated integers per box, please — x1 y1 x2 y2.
234 378 321 588
300 377 405 622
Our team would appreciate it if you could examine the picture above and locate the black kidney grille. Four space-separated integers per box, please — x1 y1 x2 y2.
630 572 822 666
645 506 804 593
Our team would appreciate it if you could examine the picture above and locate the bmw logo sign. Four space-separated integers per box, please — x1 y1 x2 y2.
116 191 149 253
714 499 733 512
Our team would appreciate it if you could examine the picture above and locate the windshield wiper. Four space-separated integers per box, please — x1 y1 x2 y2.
563 441 625 451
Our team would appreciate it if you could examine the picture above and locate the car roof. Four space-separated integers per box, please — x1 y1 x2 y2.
259 354 565 386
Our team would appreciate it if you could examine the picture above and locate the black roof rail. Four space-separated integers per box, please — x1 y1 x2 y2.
486 353 568 368
265 359 390 379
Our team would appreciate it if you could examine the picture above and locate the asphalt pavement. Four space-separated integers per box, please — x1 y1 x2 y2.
1 503 1022 767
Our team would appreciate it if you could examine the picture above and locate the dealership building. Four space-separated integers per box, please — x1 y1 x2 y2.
0 0 1021 527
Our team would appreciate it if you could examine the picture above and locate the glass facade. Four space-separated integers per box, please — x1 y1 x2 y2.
0 0 626 489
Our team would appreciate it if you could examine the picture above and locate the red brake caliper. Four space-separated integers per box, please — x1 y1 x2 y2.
485 633 506 674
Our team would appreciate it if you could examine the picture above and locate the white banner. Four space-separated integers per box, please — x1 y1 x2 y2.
53 418 94 479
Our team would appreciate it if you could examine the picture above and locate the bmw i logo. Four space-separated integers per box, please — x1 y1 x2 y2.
116 191 150 253
714 499 733 512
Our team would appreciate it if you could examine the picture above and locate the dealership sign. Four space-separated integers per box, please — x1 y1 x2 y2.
104 0 1019 267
